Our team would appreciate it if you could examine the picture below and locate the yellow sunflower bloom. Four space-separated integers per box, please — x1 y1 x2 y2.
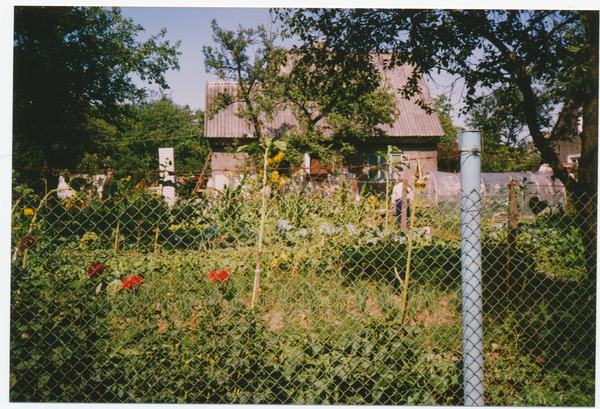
267 152 285 165
271 171 279 183
23 208 34 216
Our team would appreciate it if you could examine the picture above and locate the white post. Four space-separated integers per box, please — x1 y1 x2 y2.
158 147 176 207
302 152 310 179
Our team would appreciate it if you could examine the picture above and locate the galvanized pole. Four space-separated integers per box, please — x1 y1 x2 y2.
458 130 484 406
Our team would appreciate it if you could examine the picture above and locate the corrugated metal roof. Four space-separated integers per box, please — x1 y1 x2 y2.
205 82 312 139
205 54 445 139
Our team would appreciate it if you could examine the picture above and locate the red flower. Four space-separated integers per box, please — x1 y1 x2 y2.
207 269 230 283
20 235 36 249
121 276 144 290
87 262 105 278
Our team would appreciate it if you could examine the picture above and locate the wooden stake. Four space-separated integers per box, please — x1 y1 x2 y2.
506 179 518 301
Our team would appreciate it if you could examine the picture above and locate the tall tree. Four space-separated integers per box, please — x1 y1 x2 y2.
203 19 284 143
465 87 545 172
203 20 398 167
81 97 208 173
13 6 181 187
279 44 398 165
281 9 598 285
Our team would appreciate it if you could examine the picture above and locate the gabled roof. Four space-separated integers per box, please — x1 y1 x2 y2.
205 55 445 139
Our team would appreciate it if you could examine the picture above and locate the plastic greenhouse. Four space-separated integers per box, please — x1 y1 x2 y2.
417 171 567 218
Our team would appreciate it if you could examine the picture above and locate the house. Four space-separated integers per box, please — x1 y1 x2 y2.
537 109 582 177
205 54 445 192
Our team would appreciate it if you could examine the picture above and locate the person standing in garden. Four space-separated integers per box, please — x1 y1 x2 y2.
391 177 413 229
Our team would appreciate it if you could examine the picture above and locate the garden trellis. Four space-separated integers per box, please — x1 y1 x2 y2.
10 158 595 405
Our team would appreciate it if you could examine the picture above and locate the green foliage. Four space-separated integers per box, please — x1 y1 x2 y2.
464 87 546 172
279 10 596 193
466 87 553 148
516 214 586 280
204 20 399 168
83 97 208 173
13 6 181 185
10 184 594 404
279 45 398 165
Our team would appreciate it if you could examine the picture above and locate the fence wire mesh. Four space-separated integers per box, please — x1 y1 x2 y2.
10 166 596 405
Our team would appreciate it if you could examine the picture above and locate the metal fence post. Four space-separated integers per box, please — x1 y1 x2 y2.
458 130 484 406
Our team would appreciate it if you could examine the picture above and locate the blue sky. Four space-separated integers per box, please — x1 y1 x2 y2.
120 7 291 112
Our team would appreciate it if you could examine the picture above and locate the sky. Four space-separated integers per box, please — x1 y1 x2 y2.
119 7 292 113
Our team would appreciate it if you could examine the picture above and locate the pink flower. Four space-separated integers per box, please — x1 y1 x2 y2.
121 275 144 290
207 269 230 283
87 262 105 278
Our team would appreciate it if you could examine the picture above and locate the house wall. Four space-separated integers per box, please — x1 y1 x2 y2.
207 137 439 192
347 138 439 181
555 135 582 164
209 143 255 191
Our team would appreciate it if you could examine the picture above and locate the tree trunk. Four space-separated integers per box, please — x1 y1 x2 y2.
514 12 597 289
576 11 598 288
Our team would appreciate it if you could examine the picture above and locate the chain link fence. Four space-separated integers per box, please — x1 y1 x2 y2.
10 165 596 404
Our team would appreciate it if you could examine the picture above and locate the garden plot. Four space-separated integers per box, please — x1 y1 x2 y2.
10 183 595 404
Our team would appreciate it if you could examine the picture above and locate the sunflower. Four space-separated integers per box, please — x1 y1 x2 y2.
267 151 285 165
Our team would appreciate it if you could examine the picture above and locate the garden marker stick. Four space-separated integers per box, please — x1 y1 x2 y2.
385 146 391 236
114 219 121 255
154 227 160 256
237 137 287 309
11 198 22 219
400 189 417 326
252 141 270 308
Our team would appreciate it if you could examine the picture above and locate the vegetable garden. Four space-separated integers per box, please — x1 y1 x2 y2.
10 170 595 405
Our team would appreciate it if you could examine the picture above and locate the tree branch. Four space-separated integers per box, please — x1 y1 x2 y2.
450 9 577 192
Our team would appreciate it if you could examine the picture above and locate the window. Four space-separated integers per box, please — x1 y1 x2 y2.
367 153 385 181
388 153 404 181
367 152 405 181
